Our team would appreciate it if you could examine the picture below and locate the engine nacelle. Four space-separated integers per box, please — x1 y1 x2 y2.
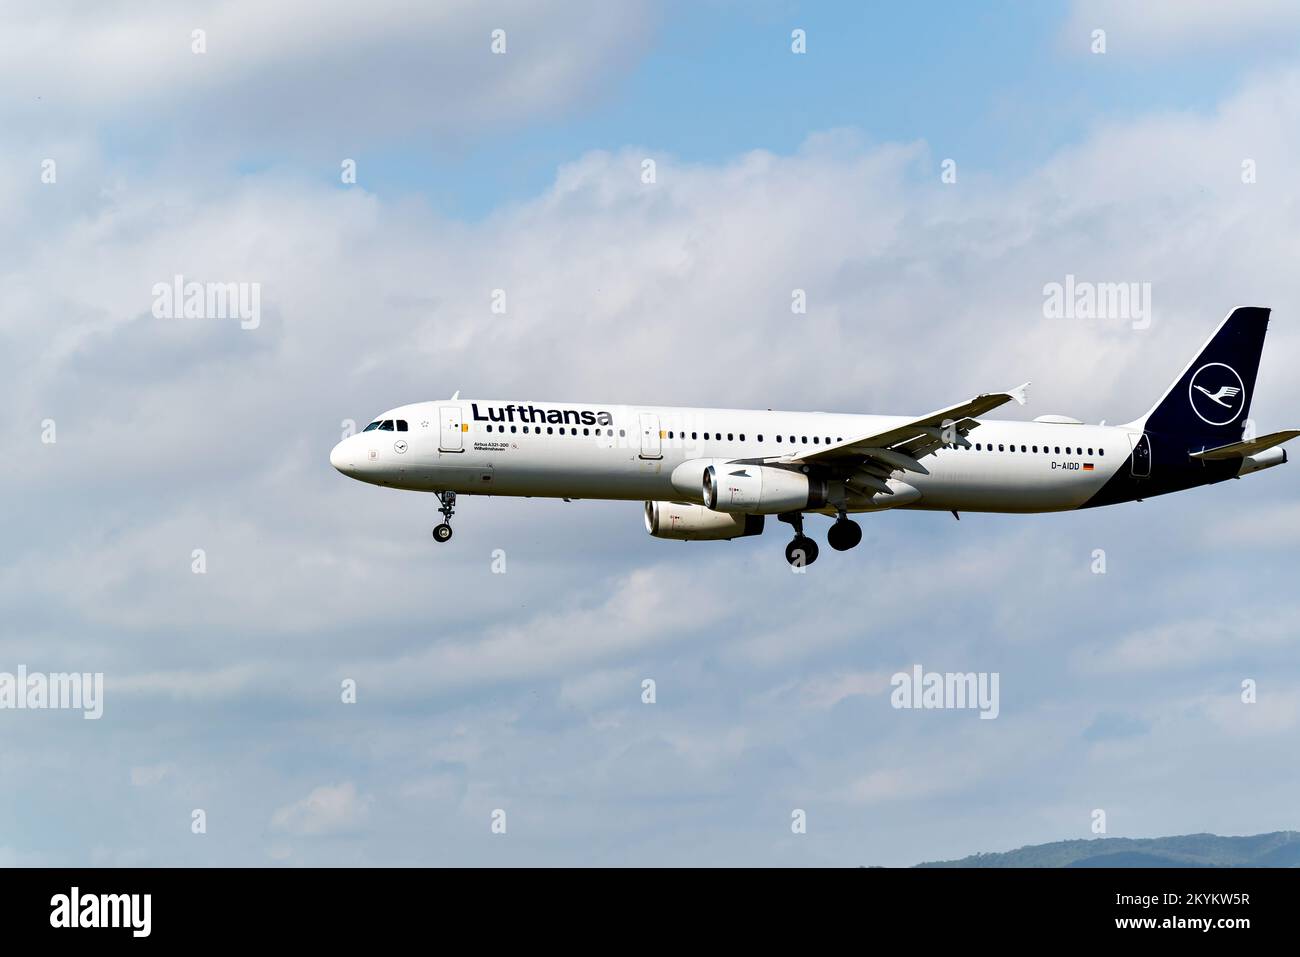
645 501 765 541
1239 445 1287 476
703 464 827 514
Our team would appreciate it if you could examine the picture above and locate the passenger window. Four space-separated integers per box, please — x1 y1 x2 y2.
813 437 820 444
510 426 517 433
727 433 734 441
739 434 745 441
692 432 698 440
1088 447 1094 456
758 434 764 442
1021 445 1026 452
1099 448 1104 456
999 444 1005 451
801 436 808 444
547 427 553 434
776 435 783 442
619 429 625 437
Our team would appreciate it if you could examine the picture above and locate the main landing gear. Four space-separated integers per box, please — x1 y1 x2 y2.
827 513 863 551
432 491 456 543
779 511 863 566
779 512 819 567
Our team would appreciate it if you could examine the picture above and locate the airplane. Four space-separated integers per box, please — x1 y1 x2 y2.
330 306 1297 566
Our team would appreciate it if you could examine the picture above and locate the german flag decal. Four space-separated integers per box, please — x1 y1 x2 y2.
1083 463 1095 471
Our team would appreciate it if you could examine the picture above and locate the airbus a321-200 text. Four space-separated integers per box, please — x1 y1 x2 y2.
331 307 1297 566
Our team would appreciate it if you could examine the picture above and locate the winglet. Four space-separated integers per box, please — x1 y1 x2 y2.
1007 382 1030 406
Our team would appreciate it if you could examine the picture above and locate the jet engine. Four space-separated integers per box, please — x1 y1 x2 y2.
702 464 827 514
644 501 765 541
1239 445 1287 475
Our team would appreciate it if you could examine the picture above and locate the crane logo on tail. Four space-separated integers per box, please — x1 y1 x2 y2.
1194 385 1240 407
1188 363 1246 426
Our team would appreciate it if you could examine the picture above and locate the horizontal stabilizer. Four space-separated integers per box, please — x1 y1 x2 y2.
1190 429 1300 461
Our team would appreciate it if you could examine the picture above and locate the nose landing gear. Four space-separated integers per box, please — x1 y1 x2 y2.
432 491 456 543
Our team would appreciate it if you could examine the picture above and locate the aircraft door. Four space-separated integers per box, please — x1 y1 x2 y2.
1128 432 1151 478
639 413 662 460
439 405 464 452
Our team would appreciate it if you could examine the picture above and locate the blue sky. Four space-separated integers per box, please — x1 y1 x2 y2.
2 0 1300 866
356 0 1285 217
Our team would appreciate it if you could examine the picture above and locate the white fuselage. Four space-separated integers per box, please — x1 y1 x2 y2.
329 398 1137 514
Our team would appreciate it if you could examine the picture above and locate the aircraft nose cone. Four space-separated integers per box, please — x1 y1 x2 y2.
330 439 353 476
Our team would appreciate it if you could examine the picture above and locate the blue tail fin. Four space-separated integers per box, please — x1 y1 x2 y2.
1140 306 1270 449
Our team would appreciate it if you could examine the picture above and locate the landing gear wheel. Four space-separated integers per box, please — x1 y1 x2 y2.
432 490 457 543
827 518 862 551
785 536 819 567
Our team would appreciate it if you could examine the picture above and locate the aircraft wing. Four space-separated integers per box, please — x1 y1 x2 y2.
766 383 1029 493
1190 429 1300 460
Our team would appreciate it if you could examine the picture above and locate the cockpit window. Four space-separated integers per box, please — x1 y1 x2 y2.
363 421 382 432
396 420 408 431
377 420 395 431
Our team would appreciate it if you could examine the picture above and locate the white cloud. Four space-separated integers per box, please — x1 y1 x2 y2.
129 763 175 787
270 781 372 836
1063 0 1300 55
797 670 892 710
0 0 655 147
558 667 640 710
1071 610 1297 674
1201 685 1300 734
348 563 733 692
1199 502 1300 547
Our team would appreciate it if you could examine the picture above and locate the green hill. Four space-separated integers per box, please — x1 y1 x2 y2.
916 831 1300 868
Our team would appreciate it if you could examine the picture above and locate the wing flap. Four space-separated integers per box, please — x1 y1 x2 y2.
793 385 1029 466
